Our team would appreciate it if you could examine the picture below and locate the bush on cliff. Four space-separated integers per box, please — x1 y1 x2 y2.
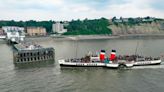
63 18 112 35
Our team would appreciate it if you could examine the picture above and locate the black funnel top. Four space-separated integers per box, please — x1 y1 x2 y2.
112 50 116 52
101 50 105 53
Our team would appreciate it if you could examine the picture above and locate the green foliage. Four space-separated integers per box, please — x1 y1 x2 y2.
0 18 113 35
0 20 54 33
63 18 112 35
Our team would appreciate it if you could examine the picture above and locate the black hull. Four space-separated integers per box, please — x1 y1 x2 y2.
105 67 132 69
104 67 119 69
60 64 105 67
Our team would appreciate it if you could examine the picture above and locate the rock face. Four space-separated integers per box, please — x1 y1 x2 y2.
109 21 164 35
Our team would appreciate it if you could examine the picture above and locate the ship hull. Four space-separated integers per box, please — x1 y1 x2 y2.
106 63 134 69
58 60 133 68
58 60 106 67
60 64 105 67
134 60 161 66
58 59 162 68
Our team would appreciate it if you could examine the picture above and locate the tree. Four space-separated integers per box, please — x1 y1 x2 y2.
112 16 117 22
63 18 112 35
0 20 55 33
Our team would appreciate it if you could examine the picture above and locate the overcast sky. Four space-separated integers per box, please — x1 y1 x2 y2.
0 0 163 21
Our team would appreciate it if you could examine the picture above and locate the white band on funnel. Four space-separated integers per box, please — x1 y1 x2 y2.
100 52 105 55
111 52 116 54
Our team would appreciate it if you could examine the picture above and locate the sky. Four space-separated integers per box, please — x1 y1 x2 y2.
0 0 164 21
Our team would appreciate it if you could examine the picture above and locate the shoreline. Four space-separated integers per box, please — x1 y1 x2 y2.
24 34 164 41
51 34 164 40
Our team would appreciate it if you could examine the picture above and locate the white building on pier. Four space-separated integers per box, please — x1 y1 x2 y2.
2 26 25 43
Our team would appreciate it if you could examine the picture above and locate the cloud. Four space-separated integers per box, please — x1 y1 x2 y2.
0 0 163 21
0 0 63 10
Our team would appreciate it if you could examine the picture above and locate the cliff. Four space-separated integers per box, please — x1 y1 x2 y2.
109 21 164 35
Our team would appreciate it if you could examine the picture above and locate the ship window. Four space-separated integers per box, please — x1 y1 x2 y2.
31 53 32 56
24 53 26 57
21 59 23 62
31 58 33 61
20 54 23 57
27 58 30 61
34 57 37 60
37 52 40 55
27 53 29 56
38 57 40 60
24 58 26 61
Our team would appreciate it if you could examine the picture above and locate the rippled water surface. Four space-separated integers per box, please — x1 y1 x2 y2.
0 38 164 92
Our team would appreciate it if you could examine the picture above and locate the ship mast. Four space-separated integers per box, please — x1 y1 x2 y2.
75 37 78 58
134 40 140 61
135 41 139 55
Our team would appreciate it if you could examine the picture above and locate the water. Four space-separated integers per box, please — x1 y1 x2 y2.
0 37 164 92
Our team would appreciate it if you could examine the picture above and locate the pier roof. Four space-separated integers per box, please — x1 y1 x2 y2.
14 43 43 51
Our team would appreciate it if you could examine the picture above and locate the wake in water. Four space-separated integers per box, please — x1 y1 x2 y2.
132 62 164 69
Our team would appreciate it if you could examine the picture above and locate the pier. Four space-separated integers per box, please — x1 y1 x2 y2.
13 43 55 64
0 26 55 64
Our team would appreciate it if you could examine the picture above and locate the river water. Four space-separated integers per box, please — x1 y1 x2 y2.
0 37 164 92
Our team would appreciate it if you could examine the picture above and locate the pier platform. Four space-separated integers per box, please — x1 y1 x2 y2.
13 43 55 64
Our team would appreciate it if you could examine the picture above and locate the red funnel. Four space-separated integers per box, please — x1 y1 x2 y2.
100 50 105 62
110 50 116 61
